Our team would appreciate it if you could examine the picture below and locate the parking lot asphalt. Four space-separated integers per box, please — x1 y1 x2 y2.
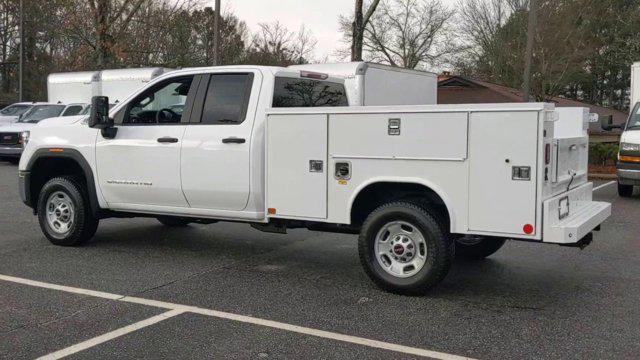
0 160 639 360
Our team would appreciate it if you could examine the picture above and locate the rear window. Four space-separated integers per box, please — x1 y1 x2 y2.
272 77 348 108
18 105 65 123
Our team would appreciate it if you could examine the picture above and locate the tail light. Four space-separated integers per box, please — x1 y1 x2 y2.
300 71 329 80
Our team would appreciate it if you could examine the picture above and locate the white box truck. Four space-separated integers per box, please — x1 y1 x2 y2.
19 66 611 295
47 68 171 106
47 71 101 104
289 62 438 106
602 62 640 196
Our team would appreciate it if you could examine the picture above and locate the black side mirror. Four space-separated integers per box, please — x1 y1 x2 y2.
600 115 622 131
89 96 117 139
89 96 111 128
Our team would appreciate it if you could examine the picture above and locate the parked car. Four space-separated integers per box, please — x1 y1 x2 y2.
0 102 42 125
18 65 610 295
0 103 87 162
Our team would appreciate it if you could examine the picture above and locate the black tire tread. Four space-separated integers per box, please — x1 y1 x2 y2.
37 176 98 246
358 201 453 295
618 183 634 198
455 237 506 260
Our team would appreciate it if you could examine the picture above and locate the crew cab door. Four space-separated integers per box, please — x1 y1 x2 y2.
95 75 199 208
180 71 261 211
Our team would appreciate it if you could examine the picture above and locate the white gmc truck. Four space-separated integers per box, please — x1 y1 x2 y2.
18 65 611 294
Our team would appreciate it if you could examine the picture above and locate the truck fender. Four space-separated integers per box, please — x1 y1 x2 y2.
347 177 458 232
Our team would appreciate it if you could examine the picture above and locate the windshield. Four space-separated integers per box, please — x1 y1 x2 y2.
18 105 65 123
0 104 31 116
627 102 640 130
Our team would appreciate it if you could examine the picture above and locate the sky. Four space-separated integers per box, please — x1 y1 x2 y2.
220 0 459 63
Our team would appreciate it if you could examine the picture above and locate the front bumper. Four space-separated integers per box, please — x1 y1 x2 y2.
617 162 640 186
0 145 22 157
542 183 611 244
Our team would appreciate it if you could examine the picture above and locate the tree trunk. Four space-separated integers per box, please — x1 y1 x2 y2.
95 0 112 67
351 0 364 61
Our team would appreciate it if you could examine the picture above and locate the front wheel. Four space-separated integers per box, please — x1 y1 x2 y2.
37 177 99 246
358 201 454 295
455 236 506 260
618 182 634 198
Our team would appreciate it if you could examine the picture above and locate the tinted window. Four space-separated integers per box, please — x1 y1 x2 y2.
0 104 31 116
273 77 348 108
62 106 84 116
201 74 253 125
18 105 65 123
124 76 194 124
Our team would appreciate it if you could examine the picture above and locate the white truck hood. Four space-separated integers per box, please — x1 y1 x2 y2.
0 115 19 125
0 122 36 133
37 115 86 127
621 129 640 144
0 116 85 133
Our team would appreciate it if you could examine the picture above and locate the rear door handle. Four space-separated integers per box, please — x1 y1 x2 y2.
222 137 246 144
157 137 179 143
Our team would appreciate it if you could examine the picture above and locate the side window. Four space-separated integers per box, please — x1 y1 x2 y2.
123 76 194 125
62 106 83 116
200 74 253 125
272 77 349 107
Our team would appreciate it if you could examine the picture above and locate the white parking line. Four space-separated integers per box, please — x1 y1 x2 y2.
0 274 474 360
593 181 616 191
36 309 185 360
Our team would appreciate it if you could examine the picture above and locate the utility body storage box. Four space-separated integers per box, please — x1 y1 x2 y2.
265 103 611 244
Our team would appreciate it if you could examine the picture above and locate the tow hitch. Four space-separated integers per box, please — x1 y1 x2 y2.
559 233 593 250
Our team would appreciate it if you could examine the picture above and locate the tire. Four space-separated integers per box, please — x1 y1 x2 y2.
157 216 192 227
618 182 634 198
37 177 99 246
455 236 506 260
358 201 454 295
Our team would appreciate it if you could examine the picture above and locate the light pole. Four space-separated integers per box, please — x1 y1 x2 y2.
213 0 221 66
18 0 23 101
523 0 537 102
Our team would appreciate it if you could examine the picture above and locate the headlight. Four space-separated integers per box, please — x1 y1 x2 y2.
621 142 640 152
19 131 30 147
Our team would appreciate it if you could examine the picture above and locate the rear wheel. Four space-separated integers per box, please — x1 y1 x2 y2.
37 177 99 246
358 201 454 295
455 236 506 260
618 182 634 198
157 216 192 227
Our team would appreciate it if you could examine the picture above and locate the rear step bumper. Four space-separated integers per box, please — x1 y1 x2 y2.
542 183 611 244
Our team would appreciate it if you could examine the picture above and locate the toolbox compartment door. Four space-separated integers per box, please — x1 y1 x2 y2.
266 114 328 219
468 111 539 235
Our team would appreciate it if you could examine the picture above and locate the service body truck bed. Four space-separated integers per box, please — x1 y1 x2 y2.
265 104 610 245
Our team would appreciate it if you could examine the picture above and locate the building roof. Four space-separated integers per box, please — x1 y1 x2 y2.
438 75 628 135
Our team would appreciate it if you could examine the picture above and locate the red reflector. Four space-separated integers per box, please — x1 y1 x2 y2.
523 224 534 235
267 208 276 215
545 144 551 165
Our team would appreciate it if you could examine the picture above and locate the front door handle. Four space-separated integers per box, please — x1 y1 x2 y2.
157 137 179 143
222 137 246 144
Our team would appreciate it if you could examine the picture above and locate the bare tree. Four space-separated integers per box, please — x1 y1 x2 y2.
352 0 381 61
247 21 317 66
362 0 456 69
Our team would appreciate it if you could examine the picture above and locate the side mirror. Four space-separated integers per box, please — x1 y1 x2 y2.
89 96 112 129
89 96 117 139
600 115 622 131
